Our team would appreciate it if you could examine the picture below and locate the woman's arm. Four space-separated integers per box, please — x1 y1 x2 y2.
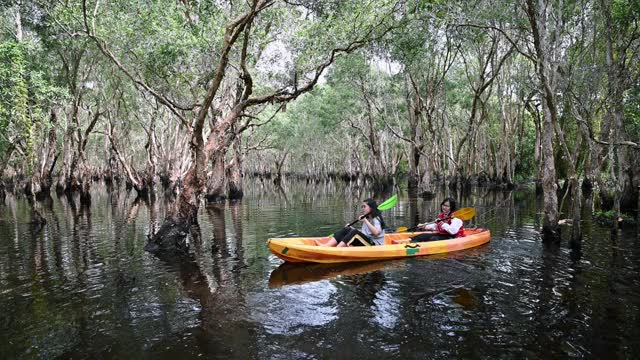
420 223 437 231
439 218 463 234
362 217 381 236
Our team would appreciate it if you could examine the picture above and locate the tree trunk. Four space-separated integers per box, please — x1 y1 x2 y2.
273 149 289 186
445 113 454 186
30 110 58 200
533 105 543 194
14 1 23 42
570 176 582 242
226 136 244 200
605 75 633 221
106 116 156 199
57 100 77 193
75 110 101 203
156 120 188 197
146 161 203 255
455 33 512 184
406 74 423 190
637 185 640 227
79 163 91 206
498 89 516 187
526 0 560 241
145 114 158 197
601 0 637 214
150 107 239 253
206 149 227 203
538 65 560 241
56 98 100 198
365 103 389 190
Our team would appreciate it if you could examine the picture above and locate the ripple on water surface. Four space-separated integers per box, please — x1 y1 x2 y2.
1 184 639 359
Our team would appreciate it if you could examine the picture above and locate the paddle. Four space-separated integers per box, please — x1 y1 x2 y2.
396 207 476 233
328 194 398 236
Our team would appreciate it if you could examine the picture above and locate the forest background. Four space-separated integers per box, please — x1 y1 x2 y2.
1 0 638 250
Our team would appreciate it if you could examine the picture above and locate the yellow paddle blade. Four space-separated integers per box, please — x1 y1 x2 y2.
453 207 476 221
396 226 409 233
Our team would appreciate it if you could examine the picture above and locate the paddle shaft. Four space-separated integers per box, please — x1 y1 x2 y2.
328 214 371 237
397 207 476 233
347 214 367 228
418 216 452 228
397 217 453 233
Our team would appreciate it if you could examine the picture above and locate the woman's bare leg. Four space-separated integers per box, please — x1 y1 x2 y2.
315 237 338 246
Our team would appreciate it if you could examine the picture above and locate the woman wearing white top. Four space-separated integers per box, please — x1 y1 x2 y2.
410 197 464 242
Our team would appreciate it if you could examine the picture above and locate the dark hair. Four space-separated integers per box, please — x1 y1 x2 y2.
441 197 457 213
363 198 386 229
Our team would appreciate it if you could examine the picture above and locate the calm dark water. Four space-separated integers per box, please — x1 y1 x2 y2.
1 180 639 359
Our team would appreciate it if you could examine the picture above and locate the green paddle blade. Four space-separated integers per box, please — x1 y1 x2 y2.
377 194 397 210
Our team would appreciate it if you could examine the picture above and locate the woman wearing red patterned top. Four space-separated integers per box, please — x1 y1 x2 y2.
409 197 464 242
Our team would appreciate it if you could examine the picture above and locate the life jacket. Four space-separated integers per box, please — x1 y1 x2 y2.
435 212 465 237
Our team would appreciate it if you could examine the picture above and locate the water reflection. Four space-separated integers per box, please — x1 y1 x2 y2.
0 180 638 359
268 260 402 288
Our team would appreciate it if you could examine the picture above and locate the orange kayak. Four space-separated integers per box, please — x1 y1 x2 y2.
267 228 491 263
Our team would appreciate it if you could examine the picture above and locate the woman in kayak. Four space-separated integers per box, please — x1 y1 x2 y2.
315 198 386 247
396 197 464 243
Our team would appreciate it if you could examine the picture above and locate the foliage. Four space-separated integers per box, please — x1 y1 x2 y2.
594 209 637 226
0 0 637 215
624 83 640 140
0 41 67 174
0 42 28 162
